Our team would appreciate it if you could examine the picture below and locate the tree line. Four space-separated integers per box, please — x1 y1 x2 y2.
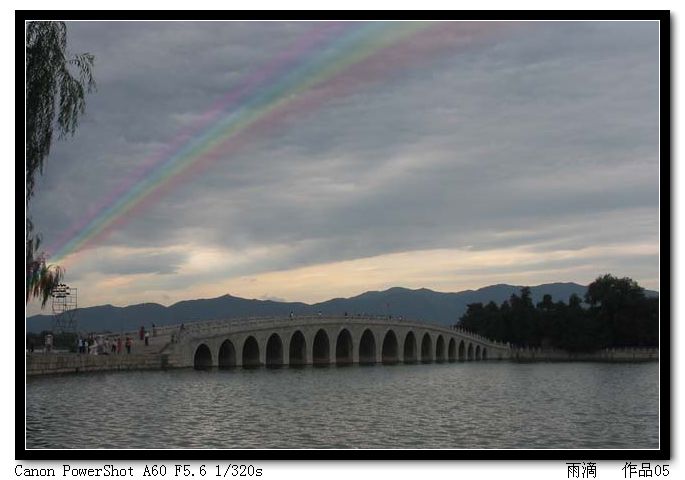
456 274 659 352
26 21 95 307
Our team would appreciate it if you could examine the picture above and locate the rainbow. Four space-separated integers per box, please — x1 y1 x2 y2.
46 21 512 266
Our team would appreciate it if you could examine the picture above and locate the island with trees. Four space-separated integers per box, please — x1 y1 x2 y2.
456 274 659 357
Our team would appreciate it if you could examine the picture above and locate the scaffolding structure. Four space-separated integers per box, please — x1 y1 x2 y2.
51 283 78 333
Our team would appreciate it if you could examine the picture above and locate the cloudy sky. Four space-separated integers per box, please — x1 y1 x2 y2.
26 20 660 315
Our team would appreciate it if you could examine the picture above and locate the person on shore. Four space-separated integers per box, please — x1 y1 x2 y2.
152 323 157 337
139 326 145 341
84 339 89 355
117 337 122 354
111 340 117 354
144 330 150 346
125 336 132 354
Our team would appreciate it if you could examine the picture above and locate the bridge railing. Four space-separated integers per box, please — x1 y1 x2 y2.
171 314 508 349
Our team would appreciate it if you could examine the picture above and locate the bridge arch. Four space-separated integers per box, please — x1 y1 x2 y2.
289 330 306 366
194 343 212 370
335 328 353 366
179 317 506 369
242 336 260 368
381 330 399 365
266 333 283 368
448 338 457 362
421 333 433 363
218 339 236 369
435 335 446 363
403 331 417 363
313 329 330 366
359 329 376 365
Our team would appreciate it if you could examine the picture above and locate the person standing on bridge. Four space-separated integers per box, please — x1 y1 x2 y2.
117 336 122 354
125 336 132 354
139 326 145 341
144 330 150 346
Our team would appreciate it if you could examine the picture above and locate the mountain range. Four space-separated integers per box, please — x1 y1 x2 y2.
26 282 658 333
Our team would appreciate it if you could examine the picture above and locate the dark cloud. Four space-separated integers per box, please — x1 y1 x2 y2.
27 20 660 302
89 250 189 276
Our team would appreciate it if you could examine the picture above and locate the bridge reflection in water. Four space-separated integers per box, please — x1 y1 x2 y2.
163 315 509 370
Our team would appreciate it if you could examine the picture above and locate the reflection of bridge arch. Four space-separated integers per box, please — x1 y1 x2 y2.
359 329 376 365
336 329 353 365
313 329 330 366
194 343 212 370
266 333 283 368
421 333 433 363
218 339 236 369
403 331 417 363
448 338 457 362
176 315 507 369
436 335 446 363
382 330 399 364
243 336 260 368
289 330 306 366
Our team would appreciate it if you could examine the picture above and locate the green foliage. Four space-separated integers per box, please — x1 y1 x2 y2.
25 21 94 305
456 275 658 352
585 273 645 309
26 21 95 202
26 219 63 307
585 274 647 347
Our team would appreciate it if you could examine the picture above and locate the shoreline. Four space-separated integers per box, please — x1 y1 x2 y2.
26 347 659 377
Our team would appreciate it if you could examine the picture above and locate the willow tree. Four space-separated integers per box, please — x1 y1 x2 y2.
25 21 95 306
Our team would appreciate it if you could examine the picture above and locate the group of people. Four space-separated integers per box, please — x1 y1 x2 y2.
78 323 159 355
138 324 157 346
77 335 132 355
106 336 132 354
76 336 91 354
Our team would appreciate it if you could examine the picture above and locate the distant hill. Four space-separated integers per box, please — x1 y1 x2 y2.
26 282 658 333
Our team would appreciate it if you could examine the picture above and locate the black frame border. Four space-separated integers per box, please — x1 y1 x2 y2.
17 9 671 462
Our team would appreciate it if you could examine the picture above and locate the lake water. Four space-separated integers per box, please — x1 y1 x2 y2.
25 361 659 449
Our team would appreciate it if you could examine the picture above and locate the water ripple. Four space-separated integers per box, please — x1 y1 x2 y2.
26 362 659 449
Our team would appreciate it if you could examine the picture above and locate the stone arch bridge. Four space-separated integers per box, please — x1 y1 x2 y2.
163 315 510 369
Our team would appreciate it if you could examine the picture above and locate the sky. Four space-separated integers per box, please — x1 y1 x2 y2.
26 20 660 315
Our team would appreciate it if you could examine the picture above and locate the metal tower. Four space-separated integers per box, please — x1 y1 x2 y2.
51 283 78 333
